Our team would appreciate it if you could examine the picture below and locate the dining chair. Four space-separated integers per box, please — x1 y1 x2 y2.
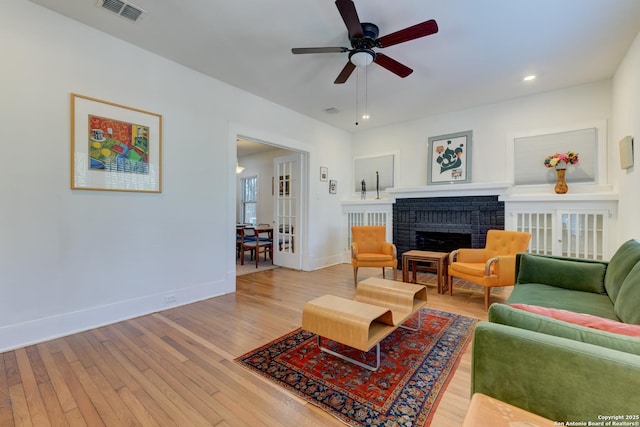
278 224 294 251
240 227 273 268
236 226 245 260
256 224 273 242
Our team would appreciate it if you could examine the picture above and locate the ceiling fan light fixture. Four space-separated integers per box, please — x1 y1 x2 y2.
349 49 375 67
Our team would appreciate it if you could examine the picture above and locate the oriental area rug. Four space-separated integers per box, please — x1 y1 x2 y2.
235 308 478 427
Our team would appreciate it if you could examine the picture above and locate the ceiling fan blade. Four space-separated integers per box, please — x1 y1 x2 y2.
291 47 350 54
334 62 356 84
376 19 438 48
335 0 363 38
374 53 413 78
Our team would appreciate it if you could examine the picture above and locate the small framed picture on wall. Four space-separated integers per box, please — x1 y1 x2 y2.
320 166 328 182
329 179 337 194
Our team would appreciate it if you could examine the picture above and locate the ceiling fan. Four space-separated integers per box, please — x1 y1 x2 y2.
291 0 438 84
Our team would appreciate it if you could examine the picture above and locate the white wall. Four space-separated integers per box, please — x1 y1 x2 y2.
0 1 351 351
352 81 612 188
612 32 640 242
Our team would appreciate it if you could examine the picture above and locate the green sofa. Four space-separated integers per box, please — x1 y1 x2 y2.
470 239 640 421
507 239 640 323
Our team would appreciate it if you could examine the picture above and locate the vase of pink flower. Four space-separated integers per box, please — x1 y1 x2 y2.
544 152 579 194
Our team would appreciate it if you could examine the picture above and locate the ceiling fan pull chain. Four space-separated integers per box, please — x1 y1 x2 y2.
363 66 369 120
355 68 359 125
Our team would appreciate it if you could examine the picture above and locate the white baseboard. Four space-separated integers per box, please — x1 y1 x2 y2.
310 254 346 271
0 278 234 353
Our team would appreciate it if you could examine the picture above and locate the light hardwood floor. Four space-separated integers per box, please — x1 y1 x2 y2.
0 264 511 426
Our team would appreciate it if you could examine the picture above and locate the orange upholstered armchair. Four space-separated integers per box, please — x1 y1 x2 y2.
351 226 397 286
448 229 531 309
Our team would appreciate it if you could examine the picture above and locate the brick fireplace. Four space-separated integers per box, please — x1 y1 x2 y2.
393 195 505 262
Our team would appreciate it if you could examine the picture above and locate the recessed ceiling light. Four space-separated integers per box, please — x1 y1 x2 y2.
523 75 537 82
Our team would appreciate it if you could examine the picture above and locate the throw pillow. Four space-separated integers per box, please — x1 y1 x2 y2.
510 303 640 338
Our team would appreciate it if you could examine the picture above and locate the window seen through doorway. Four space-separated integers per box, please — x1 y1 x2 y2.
242 176 257 225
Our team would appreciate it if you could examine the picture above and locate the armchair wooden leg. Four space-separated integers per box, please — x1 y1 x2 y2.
382 268 386 279
448 275 453 296
353 267 358 286
484 288 491 310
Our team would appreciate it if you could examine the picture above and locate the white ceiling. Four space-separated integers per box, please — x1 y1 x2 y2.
30 0 640 132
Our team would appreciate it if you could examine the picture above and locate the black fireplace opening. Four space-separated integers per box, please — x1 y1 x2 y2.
416 231 471 253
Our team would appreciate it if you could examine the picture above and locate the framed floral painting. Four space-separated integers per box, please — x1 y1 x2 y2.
427 130 472 185
71 93 162 192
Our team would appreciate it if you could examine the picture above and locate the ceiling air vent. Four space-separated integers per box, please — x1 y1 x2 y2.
98 0 146 23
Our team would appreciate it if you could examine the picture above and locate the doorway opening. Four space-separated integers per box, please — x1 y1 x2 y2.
235 136 306 273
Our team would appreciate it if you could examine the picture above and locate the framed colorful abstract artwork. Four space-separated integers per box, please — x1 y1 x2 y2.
427 130 472 185
71 93 162 192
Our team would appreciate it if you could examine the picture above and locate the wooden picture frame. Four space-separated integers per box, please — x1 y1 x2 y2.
427 130 472 185
71 93 162 193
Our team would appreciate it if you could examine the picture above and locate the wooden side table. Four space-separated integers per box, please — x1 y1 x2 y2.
462 393 555 427
401 250 449 294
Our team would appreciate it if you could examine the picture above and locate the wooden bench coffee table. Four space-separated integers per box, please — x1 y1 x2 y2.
402 250 449 294
301 278 427 371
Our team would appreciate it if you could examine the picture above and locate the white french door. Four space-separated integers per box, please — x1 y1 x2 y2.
273 153 302 269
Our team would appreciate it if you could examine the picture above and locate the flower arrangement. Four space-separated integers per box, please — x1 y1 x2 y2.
544 151 579 169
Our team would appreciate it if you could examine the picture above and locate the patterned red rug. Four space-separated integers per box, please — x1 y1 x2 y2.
236 308 478 426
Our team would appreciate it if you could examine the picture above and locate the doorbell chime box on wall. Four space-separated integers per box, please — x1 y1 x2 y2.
619 135 634 169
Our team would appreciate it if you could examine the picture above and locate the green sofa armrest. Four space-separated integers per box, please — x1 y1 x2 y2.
515 253 607 294
471 322 640 422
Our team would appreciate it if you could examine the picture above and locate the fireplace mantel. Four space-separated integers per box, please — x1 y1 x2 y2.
385 183 512 200
359 183 618 203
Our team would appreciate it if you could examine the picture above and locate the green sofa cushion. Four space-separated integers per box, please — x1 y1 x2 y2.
604 238 640 302
516 253 606 294
614 261 640 324
507 283 618 320
488 304 640 356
